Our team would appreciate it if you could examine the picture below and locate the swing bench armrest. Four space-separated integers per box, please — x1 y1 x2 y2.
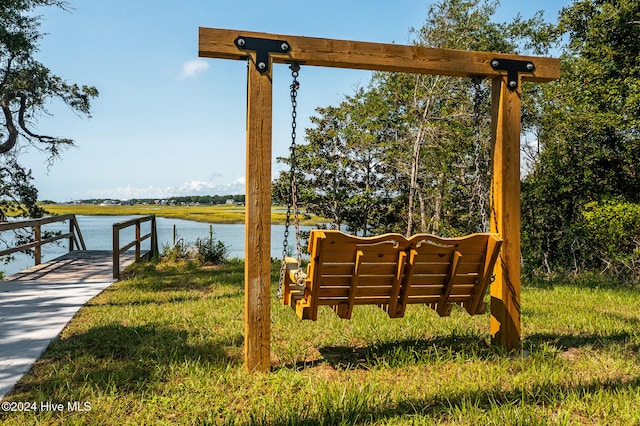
282 256 307 306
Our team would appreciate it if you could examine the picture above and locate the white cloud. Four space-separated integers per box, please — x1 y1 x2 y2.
180 180 215 193
83 178 246 200
179 59 209 79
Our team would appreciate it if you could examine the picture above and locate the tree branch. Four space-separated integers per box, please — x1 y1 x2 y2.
0 96 19 154
17 95 59 143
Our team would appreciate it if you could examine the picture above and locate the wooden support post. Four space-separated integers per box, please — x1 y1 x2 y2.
489 76 522 353
34 225 41 266
244 59 273 372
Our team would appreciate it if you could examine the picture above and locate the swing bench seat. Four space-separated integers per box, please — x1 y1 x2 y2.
283 230 502 320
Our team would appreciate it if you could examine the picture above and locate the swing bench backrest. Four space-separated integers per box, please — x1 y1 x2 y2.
283 230 502 321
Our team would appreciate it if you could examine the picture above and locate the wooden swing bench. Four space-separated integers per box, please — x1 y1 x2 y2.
283 230 502 321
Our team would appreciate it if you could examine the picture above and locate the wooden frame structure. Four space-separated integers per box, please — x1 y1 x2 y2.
198 27 560 371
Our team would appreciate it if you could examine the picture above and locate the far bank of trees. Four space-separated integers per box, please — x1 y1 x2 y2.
274 0 640 283
56 195 246 206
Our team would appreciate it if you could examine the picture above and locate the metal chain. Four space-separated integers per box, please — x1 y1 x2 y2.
471 77 489 233
279 63 302 297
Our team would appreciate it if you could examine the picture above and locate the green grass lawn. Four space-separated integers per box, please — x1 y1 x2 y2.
2 261 640 425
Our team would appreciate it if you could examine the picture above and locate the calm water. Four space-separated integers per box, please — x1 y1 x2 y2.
1 216 312 277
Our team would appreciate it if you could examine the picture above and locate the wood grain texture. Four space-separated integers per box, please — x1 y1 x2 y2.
199 27 560 82
489 76 522 353
244 63 272 372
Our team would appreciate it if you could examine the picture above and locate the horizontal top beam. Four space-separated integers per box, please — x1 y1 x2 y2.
199 27 560 83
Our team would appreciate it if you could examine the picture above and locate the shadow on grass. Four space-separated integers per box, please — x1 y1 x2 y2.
283 326 640 371
14 323 243 396
243 375 640 426
303 333 494 370
268 329 640 424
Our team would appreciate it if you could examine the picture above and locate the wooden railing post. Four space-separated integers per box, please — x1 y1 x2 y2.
72 216 87 250
172 224 177 247
68 218 75 251
34 225 42 266
111 215 156 279
113 223 120 279
151 215 158 257
135 220 141 261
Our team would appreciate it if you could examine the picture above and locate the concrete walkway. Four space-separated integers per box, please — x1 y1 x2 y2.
0 251 137 399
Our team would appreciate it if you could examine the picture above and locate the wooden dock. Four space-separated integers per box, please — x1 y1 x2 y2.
0 250 142 399
4 250 140 283
1 213 159 398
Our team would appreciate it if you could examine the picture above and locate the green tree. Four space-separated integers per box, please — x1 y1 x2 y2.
1 0 98 221
295 105 352 230
275 0 558 242
582 199 640 282
370 0 547 237
282 95 395 236
522 0 640 275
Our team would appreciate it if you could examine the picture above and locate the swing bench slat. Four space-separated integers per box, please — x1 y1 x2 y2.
282 230 502 321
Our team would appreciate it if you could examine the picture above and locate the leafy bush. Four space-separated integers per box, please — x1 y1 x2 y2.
160 240 189 263
195 236 229 265
159 232 230 266
582 199 640 284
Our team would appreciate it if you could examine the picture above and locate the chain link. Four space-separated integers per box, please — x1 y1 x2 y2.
279 63 302 297
471 77 489 233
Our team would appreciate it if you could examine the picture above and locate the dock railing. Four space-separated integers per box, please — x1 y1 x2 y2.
112 215 158 279
0 214 87 267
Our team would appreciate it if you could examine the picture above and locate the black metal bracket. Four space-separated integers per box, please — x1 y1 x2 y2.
234 36 291 74
490 58 535 91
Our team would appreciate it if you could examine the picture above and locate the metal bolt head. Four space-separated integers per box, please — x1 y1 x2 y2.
258 62 267 70
491 60 500 68
237 38 245 47
281 43 289 51
526 62 534 71
509 80 518 88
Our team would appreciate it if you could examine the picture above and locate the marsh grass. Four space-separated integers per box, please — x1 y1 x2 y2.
42 204 324 225
2 261 640 425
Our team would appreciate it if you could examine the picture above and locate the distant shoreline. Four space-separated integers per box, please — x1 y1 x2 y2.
41 204 324 226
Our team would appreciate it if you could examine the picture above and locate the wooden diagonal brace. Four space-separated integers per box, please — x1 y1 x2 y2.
437 250 462 317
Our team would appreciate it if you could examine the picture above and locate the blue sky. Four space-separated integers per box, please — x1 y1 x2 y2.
25 0 572 202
